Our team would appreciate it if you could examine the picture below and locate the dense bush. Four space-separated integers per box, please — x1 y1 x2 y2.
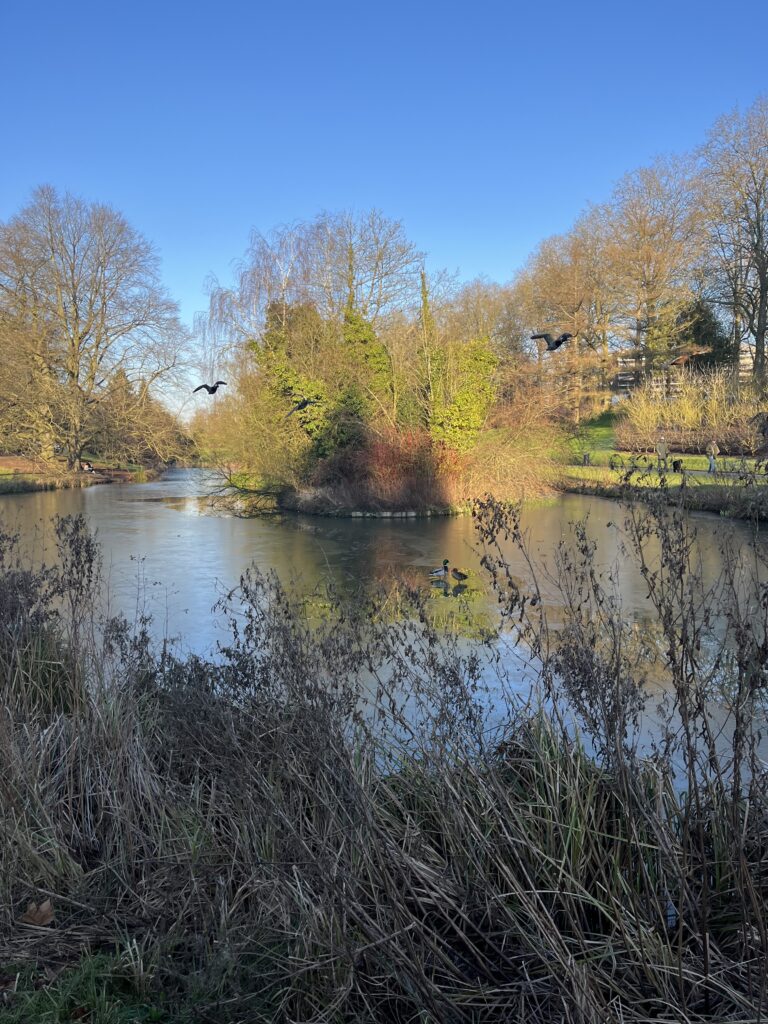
305 427 458 511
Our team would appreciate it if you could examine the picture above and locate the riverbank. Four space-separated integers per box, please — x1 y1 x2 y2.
0 505 766 1023
0 457 164 494
215 476 470 517
278 484 467 517
277 472 767 522
221 424 563 519
559 463 768 519
223 470 557 518
563 411 768 519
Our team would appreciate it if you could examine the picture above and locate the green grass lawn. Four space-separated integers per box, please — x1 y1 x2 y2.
569 409 618 455
563 464 677 487
80 454 148 474
578 450 708 471
568 412 765 475
561 462 765 485
563 411 768 501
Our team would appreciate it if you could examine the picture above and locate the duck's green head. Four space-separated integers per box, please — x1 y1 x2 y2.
443 559 449 566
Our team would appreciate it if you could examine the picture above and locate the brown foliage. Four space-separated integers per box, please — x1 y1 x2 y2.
306 428 459 511
18 900 54 927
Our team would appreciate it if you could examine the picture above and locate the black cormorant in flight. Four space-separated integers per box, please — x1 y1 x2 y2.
285 397 319 419
531 332 573 352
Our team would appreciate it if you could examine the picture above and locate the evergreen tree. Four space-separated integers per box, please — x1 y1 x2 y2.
677 299 733 366
342 308 393 418
429 338 498 452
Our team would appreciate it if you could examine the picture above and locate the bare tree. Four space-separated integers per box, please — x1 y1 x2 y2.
509 209 619 421
440 277 527 357
205 210 425 350
698 97 768 386
0 186 187 467
605 157 700 366
321 209 425 322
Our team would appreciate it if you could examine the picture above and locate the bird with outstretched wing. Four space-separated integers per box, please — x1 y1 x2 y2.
285 397 319 419
531 332 573 352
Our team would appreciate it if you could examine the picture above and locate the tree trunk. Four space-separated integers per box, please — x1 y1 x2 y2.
755 276 767 392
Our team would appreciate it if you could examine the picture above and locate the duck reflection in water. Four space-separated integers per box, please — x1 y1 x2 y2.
430 578 467 598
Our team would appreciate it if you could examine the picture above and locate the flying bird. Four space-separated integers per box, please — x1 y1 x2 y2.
531 332 573 352
193 381 227 394
285 397 319 419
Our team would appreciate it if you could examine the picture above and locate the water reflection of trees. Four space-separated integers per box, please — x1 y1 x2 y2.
301 570 494 641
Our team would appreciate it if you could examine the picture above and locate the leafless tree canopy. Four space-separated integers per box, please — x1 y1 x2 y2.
205 209 425 347
0 186 187 466
699 98 768 381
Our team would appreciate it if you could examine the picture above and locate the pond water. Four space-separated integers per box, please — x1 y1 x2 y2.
0 469 762 663
3 468 765 776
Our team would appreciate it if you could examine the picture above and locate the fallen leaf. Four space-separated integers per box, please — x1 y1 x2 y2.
19 898 55 926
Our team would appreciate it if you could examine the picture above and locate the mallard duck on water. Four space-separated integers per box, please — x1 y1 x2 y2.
429 559 450 579
451 567 468 582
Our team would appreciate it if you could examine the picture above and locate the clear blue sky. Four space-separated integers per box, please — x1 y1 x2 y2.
2 0 766 328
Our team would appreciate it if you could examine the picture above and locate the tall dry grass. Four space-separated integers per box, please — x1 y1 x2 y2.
0 500 766 1022
616 367 765 454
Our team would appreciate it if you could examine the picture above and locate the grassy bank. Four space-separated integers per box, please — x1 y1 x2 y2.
560 462 768 518
0 505 766 1022
0 457 164 495
208 384 575 520
563 412 768 519
213 415 566 518
0 472 108 495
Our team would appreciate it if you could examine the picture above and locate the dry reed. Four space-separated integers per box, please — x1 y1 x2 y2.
0 499 766 1022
